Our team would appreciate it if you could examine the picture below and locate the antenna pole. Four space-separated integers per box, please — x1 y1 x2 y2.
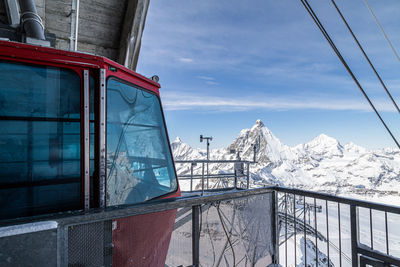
200 135 213 190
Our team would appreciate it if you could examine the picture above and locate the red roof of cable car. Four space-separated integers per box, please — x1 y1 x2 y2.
0 40 160 88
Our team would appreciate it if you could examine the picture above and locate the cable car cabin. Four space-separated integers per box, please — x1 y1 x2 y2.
0 40 180 266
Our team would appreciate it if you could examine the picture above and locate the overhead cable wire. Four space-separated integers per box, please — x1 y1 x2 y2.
362 0 400 64
330 0 400 115
299 0 400 149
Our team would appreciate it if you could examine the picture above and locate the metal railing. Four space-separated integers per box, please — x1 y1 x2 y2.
1 185 400 266
175 159 253 193
274 187 400 267
0 187 276 266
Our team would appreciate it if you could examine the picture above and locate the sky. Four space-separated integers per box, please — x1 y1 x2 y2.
137 0 400 150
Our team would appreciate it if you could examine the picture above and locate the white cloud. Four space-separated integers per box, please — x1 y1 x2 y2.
161 91 397 113
178 57 194 63
197 76 215 81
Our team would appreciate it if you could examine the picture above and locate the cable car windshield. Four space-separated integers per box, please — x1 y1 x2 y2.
106 78 177 206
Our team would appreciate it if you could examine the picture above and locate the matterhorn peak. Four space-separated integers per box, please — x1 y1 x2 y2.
173 136 182 143
251 119 269 132
255 119 264 127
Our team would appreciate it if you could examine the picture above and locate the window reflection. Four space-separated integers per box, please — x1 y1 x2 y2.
106 78 177 206
0 61 81 220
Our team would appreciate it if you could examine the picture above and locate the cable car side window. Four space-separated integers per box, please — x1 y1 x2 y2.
0 61 81 220
106 78 177 206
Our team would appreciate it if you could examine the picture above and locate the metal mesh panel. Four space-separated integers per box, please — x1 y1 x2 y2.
67 221 112 267
165 207 193 267
166 193 274 267
199 194 274 267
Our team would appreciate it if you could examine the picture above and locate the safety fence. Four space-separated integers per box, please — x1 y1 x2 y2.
175 160 253 193
1 186 400 266
0 187 276 267
275 187 400 267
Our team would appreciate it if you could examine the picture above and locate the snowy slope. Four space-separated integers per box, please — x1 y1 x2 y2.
172 120 400 198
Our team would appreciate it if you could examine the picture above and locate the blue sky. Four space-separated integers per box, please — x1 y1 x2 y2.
137 0 400 149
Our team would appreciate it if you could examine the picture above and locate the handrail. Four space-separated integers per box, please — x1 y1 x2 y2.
273 186 400 214
274 186 400 267
175 159 253 192
0 187 274 227
1 183 400 266
175 159 254 164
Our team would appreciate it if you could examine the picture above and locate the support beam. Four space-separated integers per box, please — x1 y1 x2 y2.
118 0 150 71
4 0 20 27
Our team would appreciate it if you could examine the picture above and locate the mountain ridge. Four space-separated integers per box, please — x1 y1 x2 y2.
172 120 400 197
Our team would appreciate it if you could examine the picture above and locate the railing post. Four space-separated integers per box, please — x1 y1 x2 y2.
246 162 250 189
271 190 279 265
350 204 359 267
234 169 237 189
190 162 194 192
201 162 205 195
207 161 209 190
192 205 200 267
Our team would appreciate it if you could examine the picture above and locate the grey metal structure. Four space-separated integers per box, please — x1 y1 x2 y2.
83 70 90 210
99 68 106 208
175 159 253 193
1 184 400 266
0 0 150 70
4 0 19 27
276 187 400 267
200 134 213 188
18 0 45 40
0 187 276 266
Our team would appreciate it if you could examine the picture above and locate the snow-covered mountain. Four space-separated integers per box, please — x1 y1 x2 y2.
172 120 400 198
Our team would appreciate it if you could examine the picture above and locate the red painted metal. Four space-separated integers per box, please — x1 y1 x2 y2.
0 40 180 266
0 40 160 90
112 192 180 267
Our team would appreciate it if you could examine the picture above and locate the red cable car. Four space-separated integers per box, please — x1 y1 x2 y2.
0 40 180 266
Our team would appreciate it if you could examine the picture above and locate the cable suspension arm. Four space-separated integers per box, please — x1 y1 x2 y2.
331 0 400 114
299 0 400 149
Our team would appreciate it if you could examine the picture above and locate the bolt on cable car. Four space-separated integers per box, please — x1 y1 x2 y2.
0 0 181 265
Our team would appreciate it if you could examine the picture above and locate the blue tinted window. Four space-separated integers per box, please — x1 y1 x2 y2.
106 78 177 206
0 61 81 220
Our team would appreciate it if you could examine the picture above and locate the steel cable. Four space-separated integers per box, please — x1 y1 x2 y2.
331 0 400 114
362 0 400 64
299 0 400 149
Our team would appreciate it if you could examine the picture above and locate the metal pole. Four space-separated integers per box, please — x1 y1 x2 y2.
83 70 90 210
70 0 79 51
234 169 237 189
18 0 46 40
200 135 212 191
190 163 194 192
207 139 209 190
74 0 80 51
192 205 200 267
201 162 205 196
350 205 359 267
271 190 279 265
99 69 107 208
246 162 250 189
